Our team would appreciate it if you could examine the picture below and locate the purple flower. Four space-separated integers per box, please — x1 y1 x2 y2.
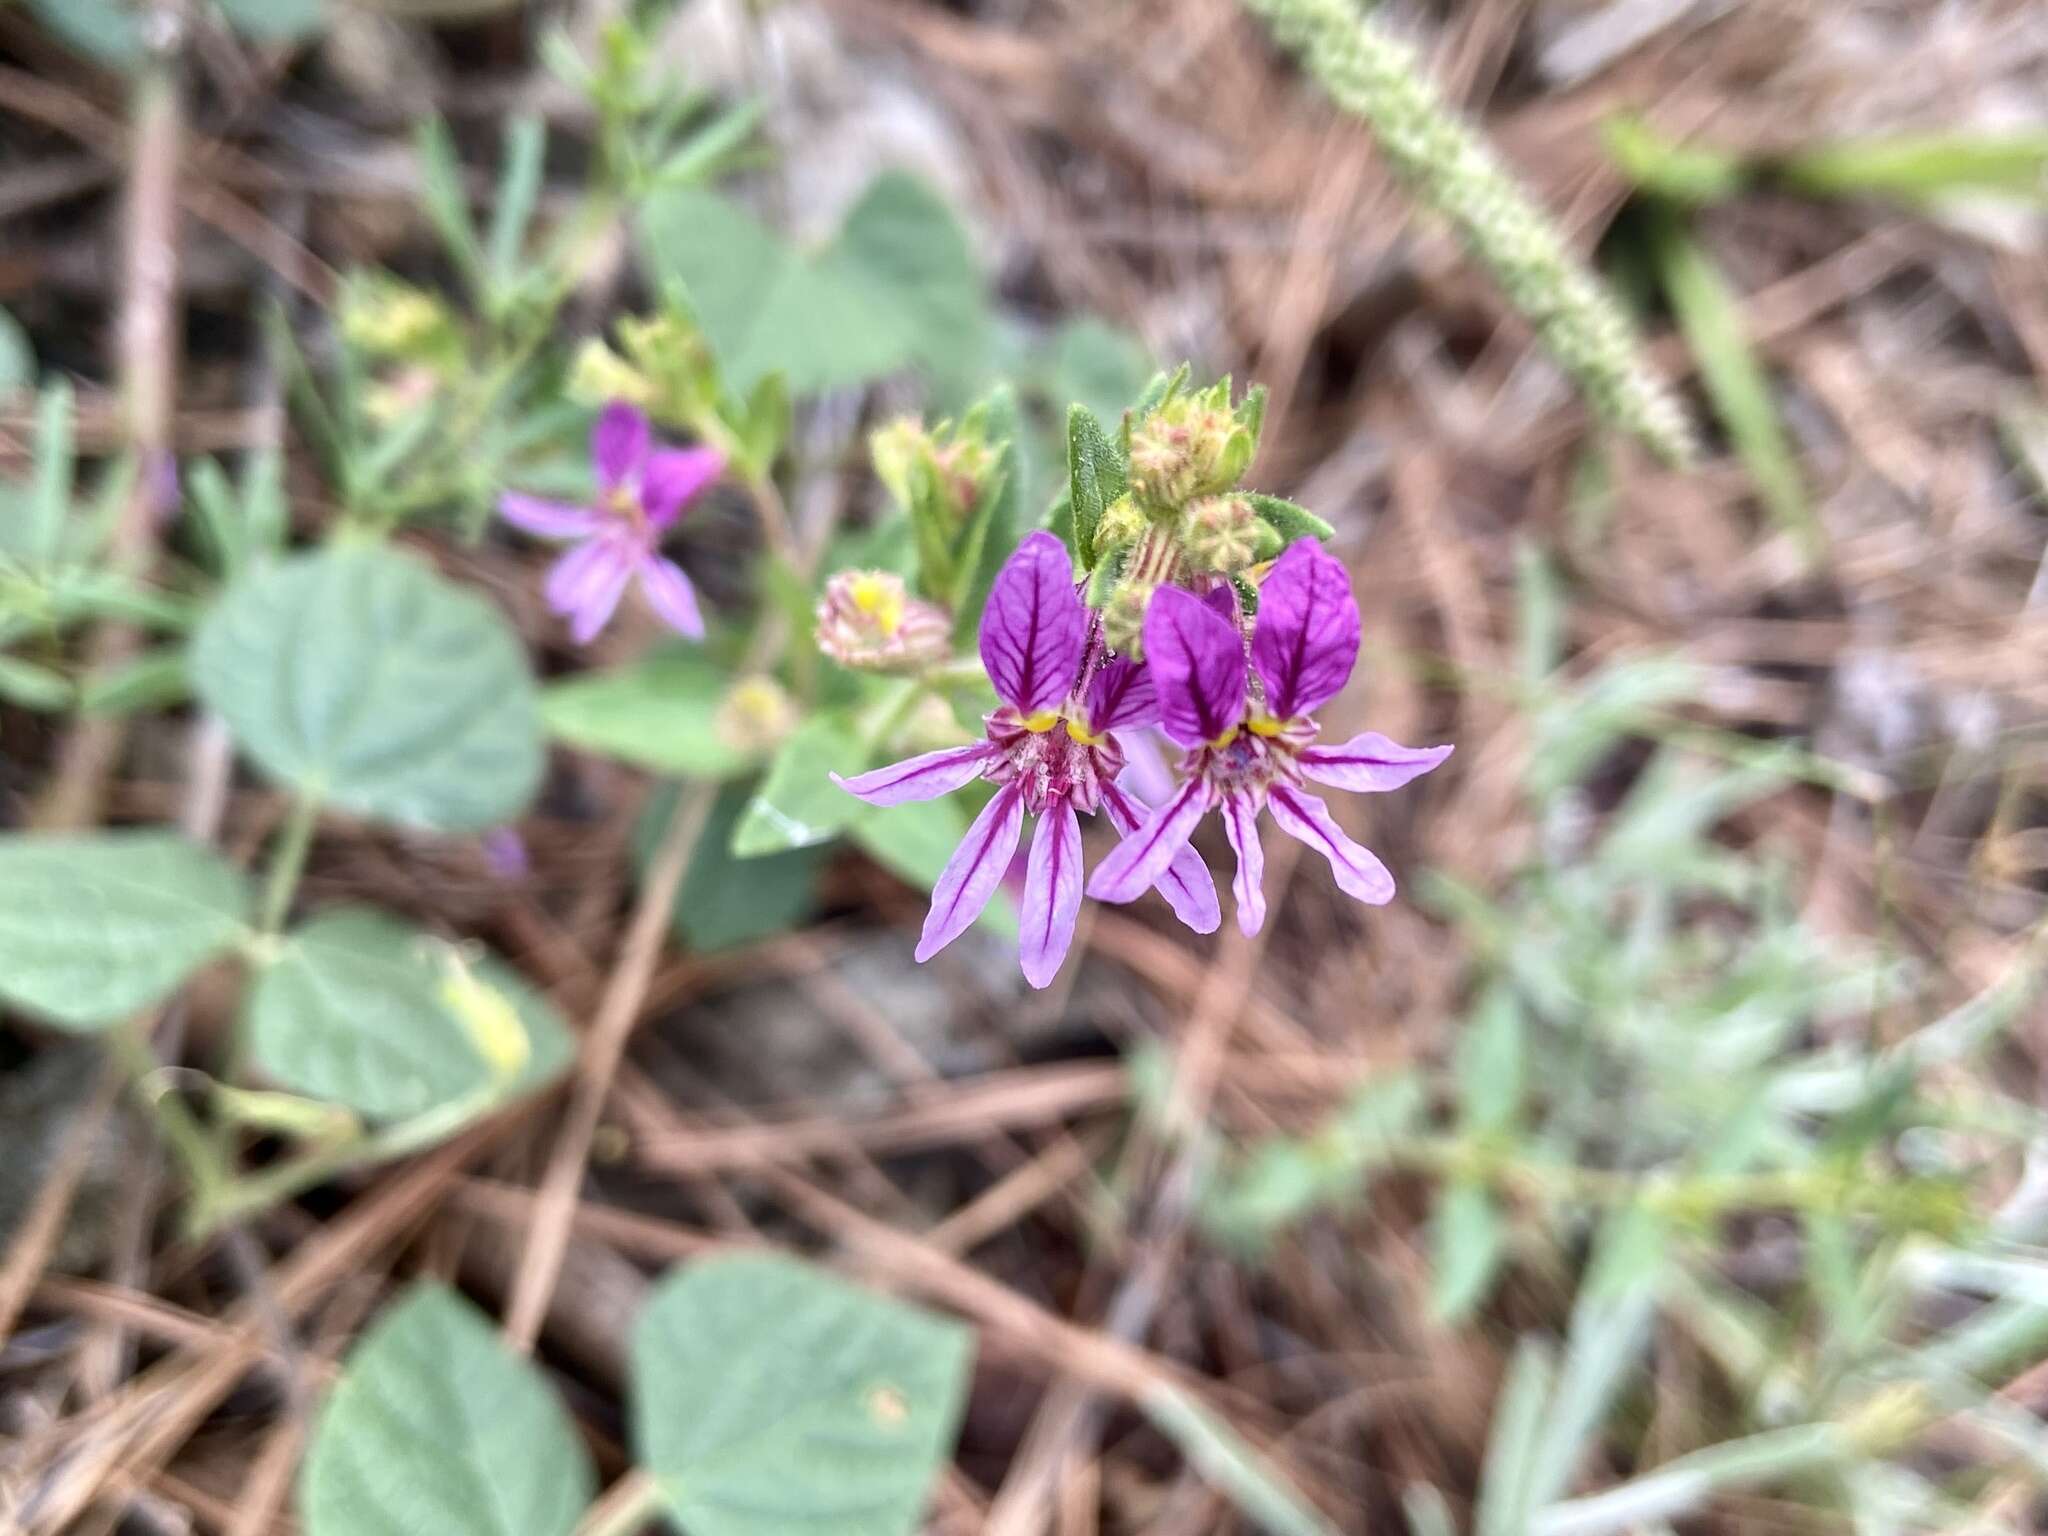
499 401 724 644
834 531 1219 988
1086 540 1451 935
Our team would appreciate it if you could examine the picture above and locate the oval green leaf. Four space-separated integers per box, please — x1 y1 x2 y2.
302 1282 593 1536
0 833 251 1031
244 909 571 1123
631 1254 974 1536
539 649 755 780
191 545 542 832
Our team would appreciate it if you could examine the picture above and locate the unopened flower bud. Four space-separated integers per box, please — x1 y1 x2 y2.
340 276 452 360
1101 578 1157 655
1094 495 1147 554
716 676 798 756
816 571 952 673
1127 396 1251 509
568 338 653 410
1184 494 1261 573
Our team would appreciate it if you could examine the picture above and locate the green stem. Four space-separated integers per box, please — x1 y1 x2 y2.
258 793 320 934
108 1023 227 1208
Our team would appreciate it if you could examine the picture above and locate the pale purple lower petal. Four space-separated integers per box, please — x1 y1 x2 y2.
1018 800 1083 988
500 493 599 540
639 556 705 639
916 785 1025 963
1085 777 1209 904
1299 733 1453 793
833 742 993 807
1221 792 1267 937
543 539 609 612
1102 782 1219 934
641 447 725 528
1268 784 1395 906
547 540 636 644
1116 732 1178 808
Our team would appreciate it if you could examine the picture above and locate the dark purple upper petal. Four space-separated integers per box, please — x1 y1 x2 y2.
1250 539 1360 723
641 447 725 528
591 401 651 491
979 531 1087 715
1143 585 1247 749
1082 657 1157 735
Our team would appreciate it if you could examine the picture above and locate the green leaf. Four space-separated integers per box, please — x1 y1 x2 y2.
1066 404 1125 568
28 0 145 67
640 188 903 395
732 714 868 857
0 833 252 1031
849 795 1017 940
486 115 547 300
244 909 572 1124
0 308 32 395
216 0 327 40
416 119 487 299
1432 1179 1505 1322
1455 985 1525 1136
1602 115 1749 205
1779 131 2048 202
640 782 826 951
27 382 76 569
1647 209 1819 557
0 654 72 710
639 172 987 396
77 647 188 715
302 1282 593 1536
631 1254 974 1536
1245 493 1334 550
540 648 754 779
191 545 542 833
948 386 1025 635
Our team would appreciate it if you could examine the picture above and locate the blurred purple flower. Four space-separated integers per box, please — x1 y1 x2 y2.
834 531 1218 988
499 401 724 644
481 826 530 880
1087 540 1451 935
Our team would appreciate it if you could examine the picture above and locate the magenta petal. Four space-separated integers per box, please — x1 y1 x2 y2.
641 447 725 528
1268 784 1394 906
639 557 705 639
1220 793 1267 937
1018 800 1084 988
833 742 992 807
1102 782 1219 934
565 548 635 644
1086 776 1209 904
1300 733 1453 793
543 539 612 613
1143 586 1247 749
1083 657 1157 735
916 784 1026 963
591 401 651 490
1251 539 1360 723
979 531 1087 715
500 493 598 540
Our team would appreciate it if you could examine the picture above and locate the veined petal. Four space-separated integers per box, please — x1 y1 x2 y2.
1019 801 1084 988
1268 784 1394 906
832 742 993 807
639 557 705 639
499 493 598 540
1102 781 1219 934
642 447 725 528
979 531 1087 715
1084 656 1157 735
1143 586 1246 749
1251 539 1360 722
1300 733 1453 793
1086 776 1209 904
1220 792 1267 937
592 400 651 490
916 784 1026 963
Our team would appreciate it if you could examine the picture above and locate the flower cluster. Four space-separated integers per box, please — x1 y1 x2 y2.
837 530 1449 986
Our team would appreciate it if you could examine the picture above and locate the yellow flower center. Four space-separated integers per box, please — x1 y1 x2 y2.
1021 710 1062 734
1247 715 1288 738
848 574 905 637
1065 718 1104 747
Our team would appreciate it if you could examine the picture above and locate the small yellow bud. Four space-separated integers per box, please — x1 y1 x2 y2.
568 338 653 410
816 571 952 674
715 675 799 756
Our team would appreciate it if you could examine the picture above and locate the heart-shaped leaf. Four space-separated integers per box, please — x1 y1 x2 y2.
191 545 542 833
632 1255 974 1536
302 1283 593 1536
243 909 571 1124
0 833 252 1031
540 649 755 780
